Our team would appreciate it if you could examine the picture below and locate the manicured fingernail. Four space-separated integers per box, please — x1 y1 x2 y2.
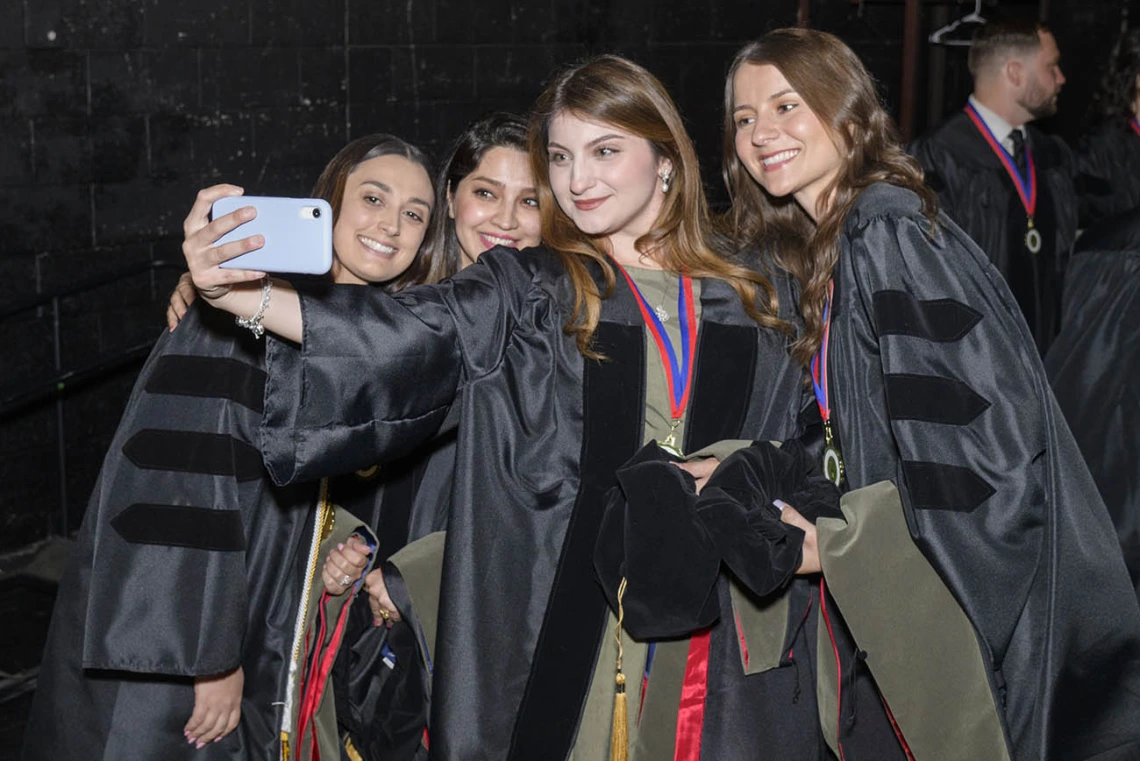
214 737 222 742
187 736 195 744
773 499 788 512
337 543 344 550
196 741 205 749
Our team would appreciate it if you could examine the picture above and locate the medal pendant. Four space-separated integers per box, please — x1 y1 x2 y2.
822 445 845 488
1024 221 1042 254
654 305 670 323
821 421 845 487
659 419 684 458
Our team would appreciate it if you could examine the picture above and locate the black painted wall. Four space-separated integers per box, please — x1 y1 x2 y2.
0 0 1130 551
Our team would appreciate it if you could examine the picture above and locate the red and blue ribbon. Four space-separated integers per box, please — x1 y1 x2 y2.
964 104 1037 218
810 281 835 425
613 263 698 420
1130 118 1140 139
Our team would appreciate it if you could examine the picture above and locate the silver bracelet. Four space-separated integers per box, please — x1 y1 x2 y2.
235 277 272 338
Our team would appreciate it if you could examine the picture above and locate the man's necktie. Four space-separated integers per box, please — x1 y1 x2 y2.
1009 128 1027 177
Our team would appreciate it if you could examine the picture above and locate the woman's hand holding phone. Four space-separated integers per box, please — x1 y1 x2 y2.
181 184 267 303
180 184 306 343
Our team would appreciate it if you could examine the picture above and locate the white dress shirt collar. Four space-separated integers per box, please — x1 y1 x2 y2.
968 94 1026 156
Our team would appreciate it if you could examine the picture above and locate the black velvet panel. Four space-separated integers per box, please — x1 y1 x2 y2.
121 429 264 481
872 289 982 343
685 322 757 451
884 373 991 426
110 503 246 551
145 354 266 413
594 444 721 640
507 321 644 761
901 461 996 512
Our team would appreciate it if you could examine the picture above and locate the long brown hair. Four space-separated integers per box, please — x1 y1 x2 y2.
722 28 938 367
529 54 789 356
310 134 436 291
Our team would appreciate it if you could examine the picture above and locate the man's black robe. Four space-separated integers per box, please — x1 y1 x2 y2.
257 246 808 761
1045 209 1140 597
911 111 1079 355
22 305 318 761
1078 120 1140 225
823 183 1140 761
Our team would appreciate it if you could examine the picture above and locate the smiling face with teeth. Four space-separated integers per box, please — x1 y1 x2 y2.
330 154 434 285
731 62 843 221
448 146 541 268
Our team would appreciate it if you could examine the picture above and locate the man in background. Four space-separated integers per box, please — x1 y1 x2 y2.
912 20 1077 355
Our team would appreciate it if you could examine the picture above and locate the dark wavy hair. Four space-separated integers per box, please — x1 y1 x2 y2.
1089 28 1140 126
310 133 435 291
421 112 531 283
722 28 938 367
530 54 788 357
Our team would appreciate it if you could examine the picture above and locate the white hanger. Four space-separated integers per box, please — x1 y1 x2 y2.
929 0 987 47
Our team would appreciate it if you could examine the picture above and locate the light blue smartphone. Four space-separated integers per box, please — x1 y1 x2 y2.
213 196 333 275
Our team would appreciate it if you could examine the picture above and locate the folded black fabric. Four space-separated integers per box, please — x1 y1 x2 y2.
593 441 843 639
594 444 722 639
332 563 429 761
696 440 839 597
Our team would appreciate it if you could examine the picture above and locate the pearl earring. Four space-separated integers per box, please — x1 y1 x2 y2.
659 170 672 193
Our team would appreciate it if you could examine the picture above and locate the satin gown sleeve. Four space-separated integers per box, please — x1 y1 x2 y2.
259 249 534 485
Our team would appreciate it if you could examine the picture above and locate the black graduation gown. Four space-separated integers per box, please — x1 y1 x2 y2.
824 183 1140 761
910 111 1079 355
257 245 807 761
1045 209 1140 597
21 305 318 761
1077 120 1140 226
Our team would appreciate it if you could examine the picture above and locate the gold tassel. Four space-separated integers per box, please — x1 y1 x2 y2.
611 577 630 761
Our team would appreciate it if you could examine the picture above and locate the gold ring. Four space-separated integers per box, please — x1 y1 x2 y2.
378 608 391 621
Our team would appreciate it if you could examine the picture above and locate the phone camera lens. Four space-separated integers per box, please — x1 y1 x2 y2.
312 207 321 218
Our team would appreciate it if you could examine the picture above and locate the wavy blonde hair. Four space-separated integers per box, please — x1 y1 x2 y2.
529 54 791 357
722 28 938 367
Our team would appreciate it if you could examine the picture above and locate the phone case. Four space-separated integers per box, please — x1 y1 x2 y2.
213 196 334 275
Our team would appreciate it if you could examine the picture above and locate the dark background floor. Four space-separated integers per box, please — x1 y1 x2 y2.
0 571 58 759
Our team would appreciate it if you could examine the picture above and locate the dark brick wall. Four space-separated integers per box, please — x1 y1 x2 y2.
0 0 1123 552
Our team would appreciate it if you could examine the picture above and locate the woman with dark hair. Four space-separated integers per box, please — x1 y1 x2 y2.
319 112 541 761
1080 28 1140 224
423 111 541 278
723 27 1140 761
177 54 808 761
22 134 436 761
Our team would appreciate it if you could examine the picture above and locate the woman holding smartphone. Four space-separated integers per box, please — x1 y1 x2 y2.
23 134 437 761
319 111 543 761
178 55 812 761
157 113 544 761
722 28 1140 760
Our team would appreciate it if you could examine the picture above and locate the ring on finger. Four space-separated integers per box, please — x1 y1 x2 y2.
341 573 352 587
378 608 391 621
